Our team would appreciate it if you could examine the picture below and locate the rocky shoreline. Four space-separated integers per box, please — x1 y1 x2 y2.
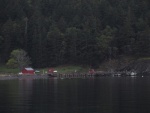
0 75 49 80
0 71 149 80
119 58 150 74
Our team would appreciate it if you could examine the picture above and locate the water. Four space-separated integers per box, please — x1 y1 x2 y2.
0 77 150 113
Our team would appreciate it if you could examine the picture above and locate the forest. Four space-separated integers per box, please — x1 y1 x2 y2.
0 0 150 68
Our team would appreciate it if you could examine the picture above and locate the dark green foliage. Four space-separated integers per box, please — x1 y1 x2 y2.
0 0 149 67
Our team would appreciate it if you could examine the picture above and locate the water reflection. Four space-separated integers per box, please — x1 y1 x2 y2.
0 77 150 113
18 79 33 113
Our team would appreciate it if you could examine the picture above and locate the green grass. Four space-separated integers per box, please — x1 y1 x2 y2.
38 65 89 74
0 64 90 75
0 65 19 74
55 65 89 74
139 57 150 61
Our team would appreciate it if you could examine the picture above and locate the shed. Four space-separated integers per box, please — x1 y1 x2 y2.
89 69 95 74
48 68 54 74
21 67 35 75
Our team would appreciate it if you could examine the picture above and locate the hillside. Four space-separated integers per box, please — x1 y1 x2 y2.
120 58 150 75
0 0 149 68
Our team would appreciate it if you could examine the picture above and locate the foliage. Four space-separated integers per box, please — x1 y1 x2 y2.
0 0 149 68
6 49 31 70
6 58 17 68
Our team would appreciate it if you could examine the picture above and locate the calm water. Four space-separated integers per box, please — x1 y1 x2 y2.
0 77 150 113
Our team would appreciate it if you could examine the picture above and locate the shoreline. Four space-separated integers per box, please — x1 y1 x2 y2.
0 72 150 80
0 74 49 80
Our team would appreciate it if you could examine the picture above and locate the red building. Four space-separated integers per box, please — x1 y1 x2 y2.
48 68 54 74
21 67 35 75
89 69 95 74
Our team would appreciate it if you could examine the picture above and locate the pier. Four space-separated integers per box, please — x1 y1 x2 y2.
48 73 95 79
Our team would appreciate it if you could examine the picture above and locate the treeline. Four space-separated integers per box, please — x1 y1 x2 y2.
0 0 150 68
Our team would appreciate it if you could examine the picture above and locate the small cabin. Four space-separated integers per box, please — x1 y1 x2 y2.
21 67 35 75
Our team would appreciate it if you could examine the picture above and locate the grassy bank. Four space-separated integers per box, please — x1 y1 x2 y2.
0 65 89 75
0 65 19 74
38 65 89 74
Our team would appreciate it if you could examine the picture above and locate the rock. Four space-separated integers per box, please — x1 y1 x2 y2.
119 58 150 74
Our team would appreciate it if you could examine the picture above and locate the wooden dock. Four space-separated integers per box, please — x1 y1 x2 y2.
48 73 96 79
47 71 140 78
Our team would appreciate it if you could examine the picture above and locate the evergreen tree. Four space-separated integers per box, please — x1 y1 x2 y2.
0 0 149 67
